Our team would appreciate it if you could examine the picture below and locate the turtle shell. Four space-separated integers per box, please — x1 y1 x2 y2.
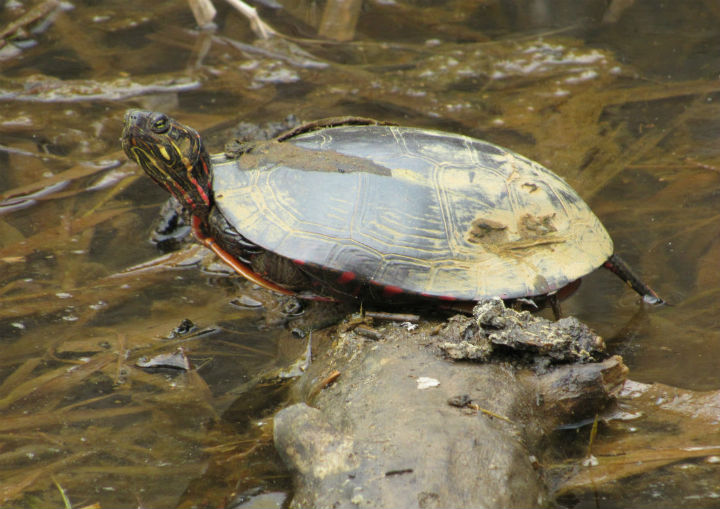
211 125 613 301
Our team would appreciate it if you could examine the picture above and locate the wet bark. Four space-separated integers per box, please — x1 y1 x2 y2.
274 300 627 508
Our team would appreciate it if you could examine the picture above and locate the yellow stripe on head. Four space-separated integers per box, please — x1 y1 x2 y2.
158 145 171 161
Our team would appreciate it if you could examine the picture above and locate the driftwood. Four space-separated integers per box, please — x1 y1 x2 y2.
274 300 627 508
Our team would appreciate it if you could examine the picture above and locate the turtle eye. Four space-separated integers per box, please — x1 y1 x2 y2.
151 114 169 134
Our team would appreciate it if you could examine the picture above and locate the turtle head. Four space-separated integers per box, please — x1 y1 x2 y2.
122 110 212 216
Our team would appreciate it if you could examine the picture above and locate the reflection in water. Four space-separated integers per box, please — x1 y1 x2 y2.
0 0 719 506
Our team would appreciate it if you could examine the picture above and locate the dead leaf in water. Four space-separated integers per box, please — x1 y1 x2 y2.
136 348 191 370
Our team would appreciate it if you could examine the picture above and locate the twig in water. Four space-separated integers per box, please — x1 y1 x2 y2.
51 475 72 509
365 311 420 323
225 0 278 39
188 0 217 27
0 0 60 44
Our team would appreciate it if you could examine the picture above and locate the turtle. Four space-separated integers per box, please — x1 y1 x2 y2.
121 109 663 309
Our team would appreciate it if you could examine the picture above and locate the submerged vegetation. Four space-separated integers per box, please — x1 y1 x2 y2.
0 0 719 506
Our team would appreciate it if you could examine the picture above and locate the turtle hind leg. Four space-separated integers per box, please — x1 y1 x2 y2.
603 254 665 305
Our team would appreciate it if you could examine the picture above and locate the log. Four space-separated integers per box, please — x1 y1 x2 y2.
274 299 627 508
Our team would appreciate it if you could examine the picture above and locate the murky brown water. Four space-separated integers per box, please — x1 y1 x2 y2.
1 0 719 507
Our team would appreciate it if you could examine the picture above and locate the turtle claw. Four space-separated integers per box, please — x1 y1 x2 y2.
643 294 663 306
643 294 670 307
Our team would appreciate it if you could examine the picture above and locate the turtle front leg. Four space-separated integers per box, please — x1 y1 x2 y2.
196 213 338 302
603 254 665 305
191 215 297 296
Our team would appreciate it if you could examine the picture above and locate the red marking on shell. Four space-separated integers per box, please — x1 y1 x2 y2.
293 259 305 265
337 271 356 284
438 295 458 302
382 285 404 297
556 279 581 300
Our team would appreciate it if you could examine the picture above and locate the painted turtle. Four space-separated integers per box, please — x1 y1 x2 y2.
121 110 663 307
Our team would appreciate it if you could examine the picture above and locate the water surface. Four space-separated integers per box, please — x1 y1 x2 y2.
1 0 719 506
